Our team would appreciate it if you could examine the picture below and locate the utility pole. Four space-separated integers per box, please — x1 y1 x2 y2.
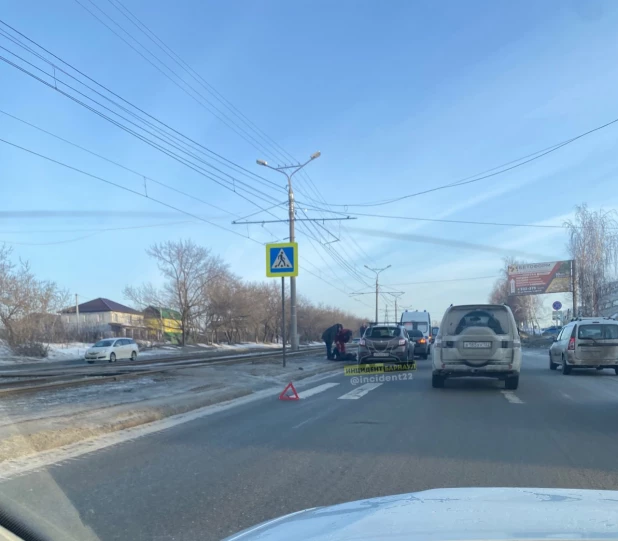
364 265 391 323
386 292 405 324
75 293 80 338
257 152 321 351
281 277 286 367
571 259 578 318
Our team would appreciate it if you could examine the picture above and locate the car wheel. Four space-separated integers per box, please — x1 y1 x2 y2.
549 355 558 370
109 352 116 363
505 375 519 390
421 353 428 360
561 356 572 375
130 351 137 361
614 368 618 376
432 374 445 388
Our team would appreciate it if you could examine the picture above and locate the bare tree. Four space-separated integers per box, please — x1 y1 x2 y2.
565 204 618 316
125 240 227 345
0 245 69 355
489 257 542 330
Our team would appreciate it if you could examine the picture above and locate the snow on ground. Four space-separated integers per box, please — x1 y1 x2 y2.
0 352 334 426
0 341 298 364
47 342 92 360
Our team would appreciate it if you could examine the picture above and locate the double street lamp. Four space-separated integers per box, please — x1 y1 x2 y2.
257 152 321 351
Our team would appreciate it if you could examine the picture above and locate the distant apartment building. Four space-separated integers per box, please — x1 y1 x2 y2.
61 297 146 339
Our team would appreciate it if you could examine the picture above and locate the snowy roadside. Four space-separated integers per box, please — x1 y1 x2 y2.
0 340 324 365
0 352 341 467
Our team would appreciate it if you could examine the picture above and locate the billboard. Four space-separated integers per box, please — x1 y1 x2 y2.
507 260 573 296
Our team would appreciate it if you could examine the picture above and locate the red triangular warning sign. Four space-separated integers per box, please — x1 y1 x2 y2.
278 382 299 401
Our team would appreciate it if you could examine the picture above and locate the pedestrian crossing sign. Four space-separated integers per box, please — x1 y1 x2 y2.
266 242 298 277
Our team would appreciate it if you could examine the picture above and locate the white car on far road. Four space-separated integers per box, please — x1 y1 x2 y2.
85 338 139 363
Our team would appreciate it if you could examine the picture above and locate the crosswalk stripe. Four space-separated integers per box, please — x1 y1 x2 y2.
338 382 383 400
297 382 340 399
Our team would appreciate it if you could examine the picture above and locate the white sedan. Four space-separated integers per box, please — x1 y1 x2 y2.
85 338 139 363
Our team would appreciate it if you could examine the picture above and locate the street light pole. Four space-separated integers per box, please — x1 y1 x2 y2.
257 152 321 351
364 265 391 323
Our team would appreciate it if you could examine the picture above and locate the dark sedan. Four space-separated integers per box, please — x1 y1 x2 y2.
408 329 430 359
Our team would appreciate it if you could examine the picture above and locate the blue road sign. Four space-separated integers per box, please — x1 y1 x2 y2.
552 301 562 311
266 242 298 278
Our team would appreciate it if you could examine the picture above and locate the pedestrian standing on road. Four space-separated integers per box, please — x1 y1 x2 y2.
322 323 342 360
360 323 368 338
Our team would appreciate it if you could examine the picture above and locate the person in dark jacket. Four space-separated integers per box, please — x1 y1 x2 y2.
322 323 343 360
334 328 354 360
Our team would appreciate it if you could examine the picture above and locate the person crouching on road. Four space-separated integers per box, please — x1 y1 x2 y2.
334 328 354 361
322 323 342 360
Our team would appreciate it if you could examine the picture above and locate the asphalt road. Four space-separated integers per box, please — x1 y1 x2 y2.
2 348 618 540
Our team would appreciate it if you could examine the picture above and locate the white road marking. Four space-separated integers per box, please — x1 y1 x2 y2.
292 416 320 429
501 391 524 404
560 391 573 400
338 382 383 400
297 382 340 399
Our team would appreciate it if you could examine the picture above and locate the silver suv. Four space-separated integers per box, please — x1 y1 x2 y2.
432 304 521 389
549 317 618 374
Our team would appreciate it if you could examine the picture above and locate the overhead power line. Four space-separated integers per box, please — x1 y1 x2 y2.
0 136 264 245
296 115 618 208
383 275 499 287
0 20 282 191
73 0 283 162
99 0 295 167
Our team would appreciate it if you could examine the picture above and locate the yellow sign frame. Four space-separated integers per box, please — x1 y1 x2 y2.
266 242 298 278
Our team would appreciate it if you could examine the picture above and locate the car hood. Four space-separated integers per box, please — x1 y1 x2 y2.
224 487 618 541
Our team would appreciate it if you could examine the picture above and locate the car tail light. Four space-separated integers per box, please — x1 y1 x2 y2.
419 338 426 344
568 337 575 351
398 339 406 346
513 338 521 348
434 338 442 348
359 339 365 346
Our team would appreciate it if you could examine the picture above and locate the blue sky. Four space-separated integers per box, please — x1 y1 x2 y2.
2 0 618 324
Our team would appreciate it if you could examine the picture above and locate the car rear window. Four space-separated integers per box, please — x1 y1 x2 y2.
578 324 618 339
368 327 401 338
443 307 510 336
408 330 423 338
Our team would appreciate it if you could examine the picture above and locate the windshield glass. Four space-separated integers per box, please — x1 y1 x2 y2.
578 324 618 339
368 327 401 338
93 340 115 348
402 322 428 333
444 307 509 335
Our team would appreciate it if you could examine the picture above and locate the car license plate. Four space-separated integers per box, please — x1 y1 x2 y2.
463 341 491 348
374 352 389 357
